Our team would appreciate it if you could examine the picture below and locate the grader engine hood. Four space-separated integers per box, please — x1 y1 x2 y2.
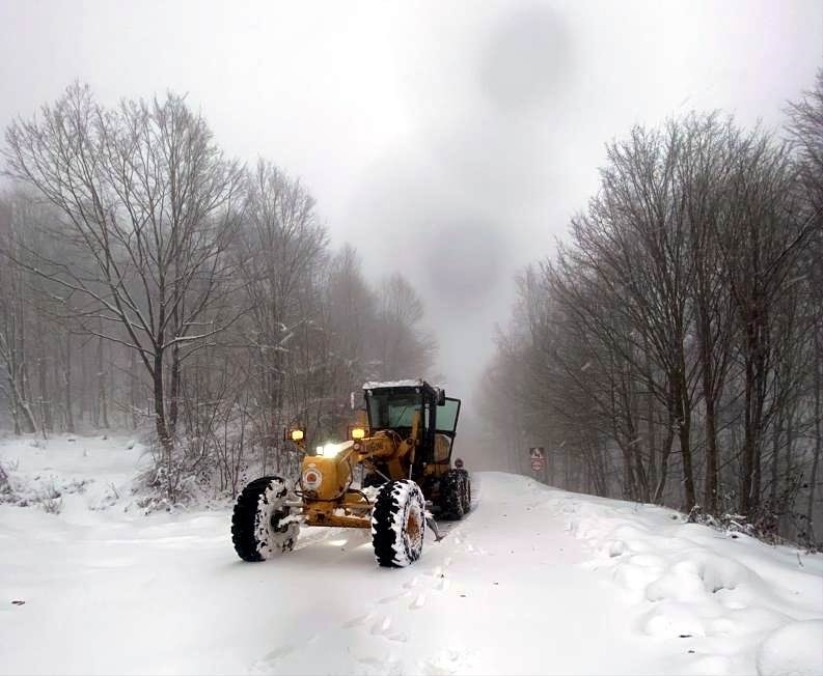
301 441 354 501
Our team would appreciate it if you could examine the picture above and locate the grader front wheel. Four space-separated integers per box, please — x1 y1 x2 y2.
371 480 426 567
232 476 300 561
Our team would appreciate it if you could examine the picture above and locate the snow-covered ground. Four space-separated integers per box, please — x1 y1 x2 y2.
1 434 821 676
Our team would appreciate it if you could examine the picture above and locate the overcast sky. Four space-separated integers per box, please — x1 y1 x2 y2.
1 0 821 406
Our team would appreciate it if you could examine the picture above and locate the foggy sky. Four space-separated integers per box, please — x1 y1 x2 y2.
1 0 821 408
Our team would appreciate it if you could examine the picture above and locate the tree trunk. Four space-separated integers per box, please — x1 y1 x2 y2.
12 365 37 434
674 369 696 511
741 338 757 515
97 335 109 429
37 346 52 434
696 300 720 515
129 349 138 430
807 339 822 540
63 333 74 434
169 340 181 437
153 351 175 499
653 384 677 504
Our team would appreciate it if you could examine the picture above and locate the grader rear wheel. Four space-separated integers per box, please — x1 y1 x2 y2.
437 470 465 521
459 471 471 514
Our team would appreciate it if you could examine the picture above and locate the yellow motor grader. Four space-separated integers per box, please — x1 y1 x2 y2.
231 380 469 567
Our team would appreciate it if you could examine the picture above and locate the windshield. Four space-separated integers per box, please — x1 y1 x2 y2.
366 392 422 429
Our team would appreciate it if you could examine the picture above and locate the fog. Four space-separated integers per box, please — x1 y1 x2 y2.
1 0 820 404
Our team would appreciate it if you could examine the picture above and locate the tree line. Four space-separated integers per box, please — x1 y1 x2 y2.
0 83 436 504
479 71 823 547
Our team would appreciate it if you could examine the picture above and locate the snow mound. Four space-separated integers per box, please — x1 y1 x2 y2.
561 485 823 672
644 553 751 601
0 434 149 516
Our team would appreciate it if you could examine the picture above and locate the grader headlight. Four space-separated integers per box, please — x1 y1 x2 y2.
284 426 306 449
348 425 367 441
317 442 349 457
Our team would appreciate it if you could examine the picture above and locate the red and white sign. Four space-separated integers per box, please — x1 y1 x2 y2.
529 447 545 473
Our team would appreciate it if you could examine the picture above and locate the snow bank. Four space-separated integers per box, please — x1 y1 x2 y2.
561 483 823 675
0 433 149 516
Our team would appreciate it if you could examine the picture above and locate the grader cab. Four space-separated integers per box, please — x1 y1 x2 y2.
231 379 470 568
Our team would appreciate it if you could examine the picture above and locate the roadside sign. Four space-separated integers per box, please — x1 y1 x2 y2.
529 447 545 473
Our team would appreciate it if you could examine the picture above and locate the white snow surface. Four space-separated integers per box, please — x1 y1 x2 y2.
1 434 821 676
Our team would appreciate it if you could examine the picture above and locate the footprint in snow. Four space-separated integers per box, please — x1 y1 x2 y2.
378 591 411 604
362 614 407 643
260 643 295 662
410 593 426 610
358 655 404 676
343 611 375 628
370 615 392 636
419 650 462 675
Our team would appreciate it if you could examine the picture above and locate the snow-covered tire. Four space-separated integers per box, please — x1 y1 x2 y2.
460 472 472 514
232 476 299 562
438 470 465 521
371 480 426 568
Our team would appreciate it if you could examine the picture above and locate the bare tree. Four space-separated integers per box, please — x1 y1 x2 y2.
787 68 823 542
316 245 379 435
372 273 437 381
233 160 327 468
3 83 245 498
716 131 809 517
480 108 820 544
0 196 37 433
1 83 441 507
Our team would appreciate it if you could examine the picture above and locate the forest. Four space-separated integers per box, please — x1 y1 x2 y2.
0 83 436 504
479 71 823 547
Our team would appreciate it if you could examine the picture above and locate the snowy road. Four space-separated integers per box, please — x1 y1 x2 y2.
1 436 821 675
